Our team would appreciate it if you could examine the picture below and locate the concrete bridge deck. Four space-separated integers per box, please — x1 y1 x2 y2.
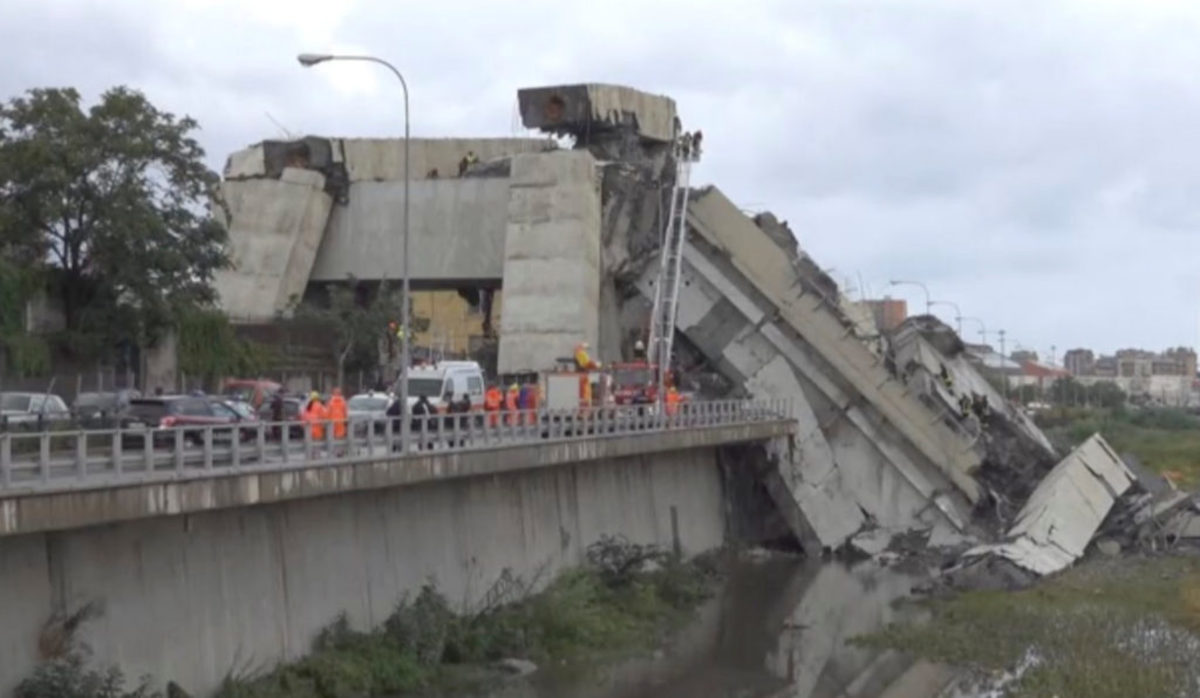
0 400 794 537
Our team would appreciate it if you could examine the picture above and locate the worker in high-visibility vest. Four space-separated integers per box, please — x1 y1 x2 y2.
304 391 327 440
484 384 503 428
327 387 348 439
505 382 520 425
665 386 681 418
574 342 600 371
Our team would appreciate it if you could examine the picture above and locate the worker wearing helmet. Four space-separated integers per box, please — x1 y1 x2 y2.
574 342 600 371
304 391 327 441
505 382 520 426
633 339 646 360
328 387 348 439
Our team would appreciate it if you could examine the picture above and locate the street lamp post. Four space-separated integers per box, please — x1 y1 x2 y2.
889 279 931 315
299 52 412 450
929 300 962 334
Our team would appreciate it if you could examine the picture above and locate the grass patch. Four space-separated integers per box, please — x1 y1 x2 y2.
1038 407 1200 487
216 537 714 697
855 555 1200 697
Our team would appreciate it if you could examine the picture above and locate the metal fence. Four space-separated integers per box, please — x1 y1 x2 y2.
0 399 793 495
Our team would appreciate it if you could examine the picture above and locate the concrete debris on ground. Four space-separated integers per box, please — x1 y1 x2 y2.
962 434 1134 577
495 658 539 677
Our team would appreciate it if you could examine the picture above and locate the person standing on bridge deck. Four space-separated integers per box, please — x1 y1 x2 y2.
304 391 327 441
328 388 348 440
270 389 287 441
574 342 600 371
505 382 519 426
518 381 532 426
484 383 503 429
410 394 432 450
665 385 681 419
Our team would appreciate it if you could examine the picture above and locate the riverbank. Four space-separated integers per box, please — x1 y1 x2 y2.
12 537 718 698
857 554 1200 697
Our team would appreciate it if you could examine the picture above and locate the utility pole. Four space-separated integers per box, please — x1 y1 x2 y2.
998 329 1008 400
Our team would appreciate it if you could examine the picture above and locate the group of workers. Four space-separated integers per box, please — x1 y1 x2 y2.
484 381 541 426
295 388 348 441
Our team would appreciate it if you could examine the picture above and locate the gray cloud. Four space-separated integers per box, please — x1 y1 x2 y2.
3 0 1198 355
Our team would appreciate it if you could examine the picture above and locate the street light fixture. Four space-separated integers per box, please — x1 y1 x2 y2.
889 279 931 315
929 300 962 334
299 52 412 450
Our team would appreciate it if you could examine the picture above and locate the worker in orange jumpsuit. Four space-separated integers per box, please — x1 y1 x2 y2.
484 384 503 428
304 391 327 440
574 342 600 371
504 382 520 425
327 387 348 439
665 385 681 418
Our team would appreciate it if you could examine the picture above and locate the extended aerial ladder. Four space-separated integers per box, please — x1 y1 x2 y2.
647 131 700 403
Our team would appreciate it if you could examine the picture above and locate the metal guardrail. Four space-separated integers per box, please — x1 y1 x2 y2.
0 399 793 495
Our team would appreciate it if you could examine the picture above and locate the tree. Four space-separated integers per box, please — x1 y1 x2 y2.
0 86 227 355
1087 380 1127 410
288 279 418 388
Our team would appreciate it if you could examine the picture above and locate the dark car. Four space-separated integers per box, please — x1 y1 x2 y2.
122 396 255 448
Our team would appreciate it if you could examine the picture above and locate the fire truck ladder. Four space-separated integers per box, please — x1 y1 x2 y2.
647 134 697 400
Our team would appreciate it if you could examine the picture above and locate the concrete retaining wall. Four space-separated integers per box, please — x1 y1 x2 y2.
0 448 726 696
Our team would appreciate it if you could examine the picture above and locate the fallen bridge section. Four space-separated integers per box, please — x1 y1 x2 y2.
637 187 983 551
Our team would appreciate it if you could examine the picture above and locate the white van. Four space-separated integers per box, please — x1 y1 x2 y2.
400 361 486 412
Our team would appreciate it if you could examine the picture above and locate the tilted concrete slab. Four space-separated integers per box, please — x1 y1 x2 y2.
966 434 1134 576
308 178 510 283
638 236 973 551
498 150 603 373
215 167 333 320
518 83 678 143
686 187 982 501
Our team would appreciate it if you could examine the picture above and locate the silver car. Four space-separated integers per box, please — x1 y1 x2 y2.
1 392 71 429
347 392 394 436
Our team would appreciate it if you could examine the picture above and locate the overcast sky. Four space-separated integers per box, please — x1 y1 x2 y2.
4 0 1199 358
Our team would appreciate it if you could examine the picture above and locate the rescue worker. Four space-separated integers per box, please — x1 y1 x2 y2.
518 381 532 425
939 365 954 391
632 339 646 360
505 382 520 425
692 130 703 159
385 396 405 451
484 383 503 428
304 391 327 441
665 385 681 418
410 394 433 449
574 342 600 371
328 387 348 439
466 150 479 165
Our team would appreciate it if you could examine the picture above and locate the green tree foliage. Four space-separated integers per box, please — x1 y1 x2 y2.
1087 380 1127 409
0 86 228 356
177 309 271 386
287 279 413 387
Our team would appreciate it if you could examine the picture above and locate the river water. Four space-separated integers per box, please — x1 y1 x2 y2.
484 556 960 698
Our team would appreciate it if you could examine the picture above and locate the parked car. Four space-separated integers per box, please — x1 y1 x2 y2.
0 392 71 430
74 389 142 427
221 379 282 410
347 391 394 435
121 395 255 448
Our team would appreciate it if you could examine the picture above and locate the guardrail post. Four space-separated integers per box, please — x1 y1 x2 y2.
174 429 184 474
113 426 124 477
281 421 291 463
0 433 10 488
366 417 376 456
257 423 266 466
39 432 50 484
203 427 214 471
143 426 154 474
303 424 313 462
76 432 88 479
231 426 241 471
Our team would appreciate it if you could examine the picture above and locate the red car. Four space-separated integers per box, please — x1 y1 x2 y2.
122 396 258 448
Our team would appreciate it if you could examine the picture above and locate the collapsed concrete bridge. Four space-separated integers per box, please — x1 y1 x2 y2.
212 82 1033 552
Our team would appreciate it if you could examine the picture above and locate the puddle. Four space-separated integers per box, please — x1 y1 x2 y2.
482 556 961 698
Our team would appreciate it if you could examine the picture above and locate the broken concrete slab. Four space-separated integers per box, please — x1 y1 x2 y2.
964 434 1134 576
517 84 678 144
850 529 896 557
